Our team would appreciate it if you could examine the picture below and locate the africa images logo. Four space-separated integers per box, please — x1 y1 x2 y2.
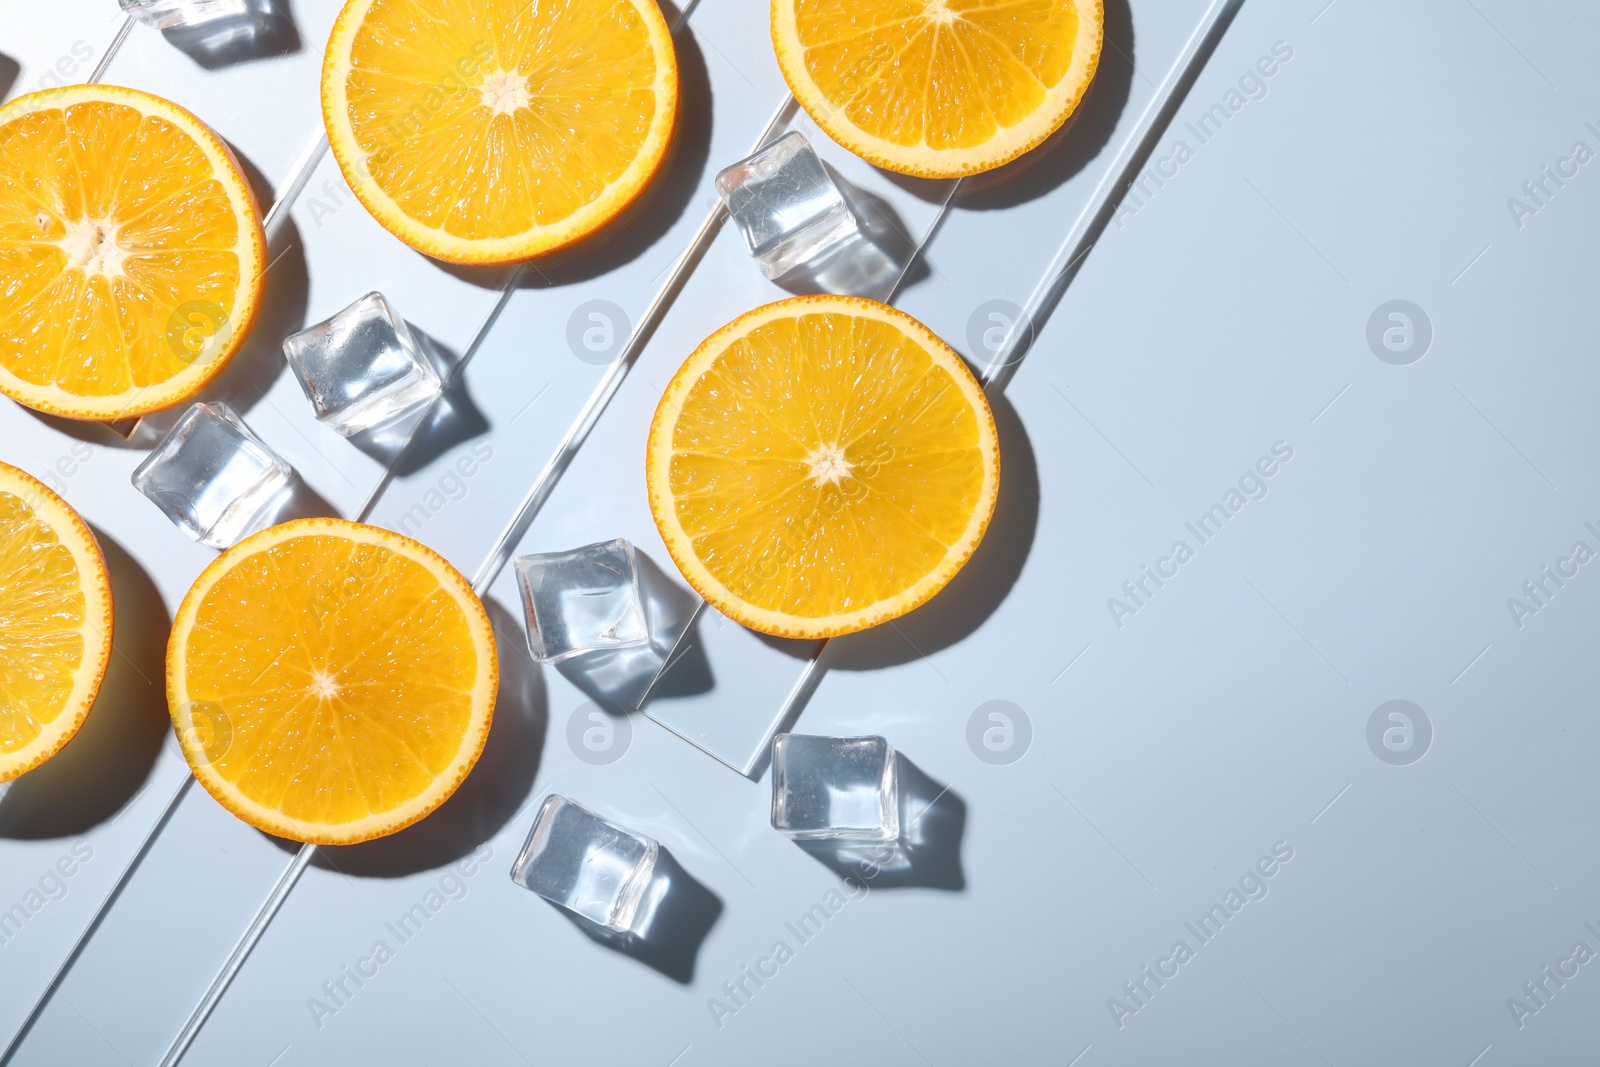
566 701 632 766
966 700 1032 766
1107 841 1295 1030
1107 442 1294 628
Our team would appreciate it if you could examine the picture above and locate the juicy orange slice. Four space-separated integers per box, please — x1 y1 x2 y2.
322 0 679 265
167 518 497 844
0 85 266 421
647 296 999 639
0 462 113 782
772 0 1103 178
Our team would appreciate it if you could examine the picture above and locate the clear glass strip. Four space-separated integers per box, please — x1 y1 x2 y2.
684 0 1251 779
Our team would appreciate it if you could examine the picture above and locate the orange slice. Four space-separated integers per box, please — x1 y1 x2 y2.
167 518 497 844
772 0 1103 178
322 0 679 265
0 85 266 421
0 462 113 782
647 295 999 639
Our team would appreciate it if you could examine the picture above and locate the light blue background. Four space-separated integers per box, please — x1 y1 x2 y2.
2 1 1598 1064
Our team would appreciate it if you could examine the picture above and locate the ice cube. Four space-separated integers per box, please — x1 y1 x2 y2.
511 795 659 932
771 733 899 841
282 292 442 437
716 132 859 280
514 539 650 663
131 402 291 548
119 0 250 29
